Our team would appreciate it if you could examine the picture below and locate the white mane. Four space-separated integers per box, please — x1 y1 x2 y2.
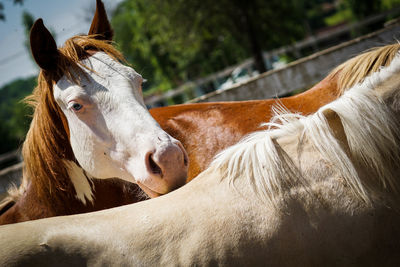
211 53 400 207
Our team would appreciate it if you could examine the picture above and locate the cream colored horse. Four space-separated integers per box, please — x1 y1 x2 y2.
1 52 400 266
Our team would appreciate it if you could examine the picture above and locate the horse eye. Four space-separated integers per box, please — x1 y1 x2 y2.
72 103 83 111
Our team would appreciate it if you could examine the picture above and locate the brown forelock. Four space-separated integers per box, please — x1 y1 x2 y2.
22 35 125 204
328 43 400 95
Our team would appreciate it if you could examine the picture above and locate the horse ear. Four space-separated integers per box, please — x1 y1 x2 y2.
30 19 60 71
88 0 113 40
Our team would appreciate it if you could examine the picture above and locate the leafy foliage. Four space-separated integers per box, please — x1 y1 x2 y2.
0 76 36 153
111 0 307 93
344 0 382 20
338 0 400 22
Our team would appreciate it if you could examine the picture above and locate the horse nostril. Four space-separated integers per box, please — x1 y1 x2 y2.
147 153 163 177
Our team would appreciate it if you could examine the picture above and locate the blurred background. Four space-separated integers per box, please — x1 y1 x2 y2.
0 0 400 158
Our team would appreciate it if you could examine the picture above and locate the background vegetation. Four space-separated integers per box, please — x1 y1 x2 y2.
0 0 399 154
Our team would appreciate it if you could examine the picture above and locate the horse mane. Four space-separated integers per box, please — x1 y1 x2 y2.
328 43 400 95
211 52 400 207
17 35 125 206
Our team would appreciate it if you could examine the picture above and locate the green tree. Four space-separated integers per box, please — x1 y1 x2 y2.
112 0 307 94
345 0 381 20
0 77 36 153
112 1 175 92
342 0 400 20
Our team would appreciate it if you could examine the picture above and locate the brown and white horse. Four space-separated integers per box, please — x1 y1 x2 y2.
1 0 398 225
0 0 188 224
1 44 400 266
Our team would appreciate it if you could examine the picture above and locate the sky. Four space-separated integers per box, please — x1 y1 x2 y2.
0 0 121 88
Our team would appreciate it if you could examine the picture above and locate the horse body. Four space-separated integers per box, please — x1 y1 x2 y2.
151 74 339 180
2 162 398 266
2 54 400 266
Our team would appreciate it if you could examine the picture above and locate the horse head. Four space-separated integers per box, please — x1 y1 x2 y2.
28 0 188 198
